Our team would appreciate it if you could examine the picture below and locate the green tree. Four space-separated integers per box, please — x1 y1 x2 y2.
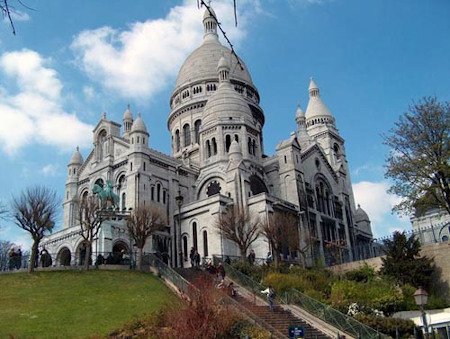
383 97 450 215
11 186 58 273
380 231 434 289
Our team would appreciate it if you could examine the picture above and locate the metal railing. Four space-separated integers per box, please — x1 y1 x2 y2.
214 255 387 339
147 253 190 294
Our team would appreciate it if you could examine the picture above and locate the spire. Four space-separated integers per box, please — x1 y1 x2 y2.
309 77 320 98
203 4 218 42
305 77 333 121
295 104 305 118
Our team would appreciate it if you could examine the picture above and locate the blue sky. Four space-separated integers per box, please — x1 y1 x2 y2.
0 0 449 249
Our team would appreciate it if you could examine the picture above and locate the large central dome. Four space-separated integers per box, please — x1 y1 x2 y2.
175 40 254 90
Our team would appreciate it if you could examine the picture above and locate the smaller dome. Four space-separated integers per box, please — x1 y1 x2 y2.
218 55 230 70
131 114 148 133
296 104 305 118
355 204 370 223
203 6 216 20
69 146 83 165
123 105 133 120
229 140 242 155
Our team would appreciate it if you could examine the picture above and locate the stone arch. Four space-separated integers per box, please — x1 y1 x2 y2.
56 247 72 266
196 175 225 200
75 240 91 266
249 174 268 196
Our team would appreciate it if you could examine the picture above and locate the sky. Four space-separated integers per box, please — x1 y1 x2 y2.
0 0 449 249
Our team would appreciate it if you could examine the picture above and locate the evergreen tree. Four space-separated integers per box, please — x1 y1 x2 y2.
380 231 434 289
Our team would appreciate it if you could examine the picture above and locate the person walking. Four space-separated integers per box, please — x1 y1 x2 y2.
261 285 276 311
194 250 201 268
217 262 226 281
247 249 256 265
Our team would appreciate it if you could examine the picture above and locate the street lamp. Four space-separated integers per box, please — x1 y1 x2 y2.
414 287 429 338
175 189 184 268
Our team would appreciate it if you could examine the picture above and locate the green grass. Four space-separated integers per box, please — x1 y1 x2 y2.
0 269 177 338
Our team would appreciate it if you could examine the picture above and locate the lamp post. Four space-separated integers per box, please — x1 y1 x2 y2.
175 189 184 268
414 287 429 338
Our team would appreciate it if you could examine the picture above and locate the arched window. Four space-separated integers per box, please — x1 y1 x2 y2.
194 120 201 144
183 235 188 261
212 138 217 155
252 140 256 155
234 134 239 142
203 230 208 257
121 193 126 211
94 178 104 188
183 123 191 147
206 140 211 158
97 129 107 160
225 135 231 152
151 186 154 200
248 137 252 155
175 129 180 152
157 183 161 202
192 222 198 250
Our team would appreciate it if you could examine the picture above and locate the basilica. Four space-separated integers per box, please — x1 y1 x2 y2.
41 5 373 267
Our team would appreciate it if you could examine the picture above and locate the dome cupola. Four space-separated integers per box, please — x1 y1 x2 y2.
69 146 83 165
131 114 148 134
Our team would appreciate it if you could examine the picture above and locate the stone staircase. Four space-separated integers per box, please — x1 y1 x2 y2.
175 268 331 339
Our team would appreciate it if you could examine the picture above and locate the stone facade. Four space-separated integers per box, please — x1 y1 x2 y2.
41 6 373 267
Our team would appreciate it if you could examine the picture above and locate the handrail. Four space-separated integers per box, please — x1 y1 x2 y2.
147 254 285 338
147 254 190 294
213 255 387 339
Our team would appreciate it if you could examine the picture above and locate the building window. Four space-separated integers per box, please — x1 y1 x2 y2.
157 183 161 202
194 120 201 144
151 186 154 200
143 162 146 171
130 162 133 171
192 222 198 250
183 235 188 261
206 140 211 158
183 123 191 147
212 137 217 155
203 230 208 257
121 193 126 211
175 129 180 152
225 135 231 152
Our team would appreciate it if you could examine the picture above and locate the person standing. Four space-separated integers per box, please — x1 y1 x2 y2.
189 247 195 267
261 285 276 311
247 249 256 265
194 250 201 268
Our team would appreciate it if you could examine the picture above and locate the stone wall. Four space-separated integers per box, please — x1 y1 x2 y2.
330 242 450 297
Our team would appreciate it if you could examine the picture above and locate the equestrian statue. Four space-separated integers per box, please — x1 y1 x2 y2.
92 180 120 208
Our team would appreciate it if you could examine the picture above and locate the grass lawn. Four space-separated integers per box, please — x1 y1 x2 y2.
0 269 177 338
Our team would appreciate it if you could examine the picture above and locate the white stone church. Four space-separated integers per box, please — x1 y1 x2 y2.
41 6 373 267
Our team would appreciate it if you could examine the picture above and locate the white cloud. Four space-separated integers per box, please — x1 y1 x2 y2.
353 180 410 237
40 164 59 177
71 0 258 100
83 86 96 100
0 49 93 154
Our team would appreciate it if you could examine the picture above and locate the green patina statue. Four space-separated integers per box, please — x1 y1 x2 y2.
92 180 120 207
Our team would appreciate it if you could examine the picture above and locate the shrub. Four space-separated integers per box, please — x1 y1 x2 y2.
354 314 416 338
330 279 403 315
344 263 375 282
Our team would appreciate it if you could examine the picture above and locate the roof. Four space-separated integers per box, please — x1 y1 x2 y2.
69 147 83 165
131 114 148 133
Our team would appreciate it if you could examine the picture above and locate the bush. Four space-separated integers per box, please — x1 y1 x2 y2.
262 269 334 303
354 314 416 338
344 263 375 282
330 279 403 315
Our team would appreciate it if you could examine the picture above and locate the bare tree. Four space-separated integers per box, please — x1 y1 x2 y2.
215 205 260 261
1 0 33 35
127 204 167 270
77 194 102 270
383 97 450 216
261 211 299 267
0 201 7 229
11 186 58 273
0 240 14 271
